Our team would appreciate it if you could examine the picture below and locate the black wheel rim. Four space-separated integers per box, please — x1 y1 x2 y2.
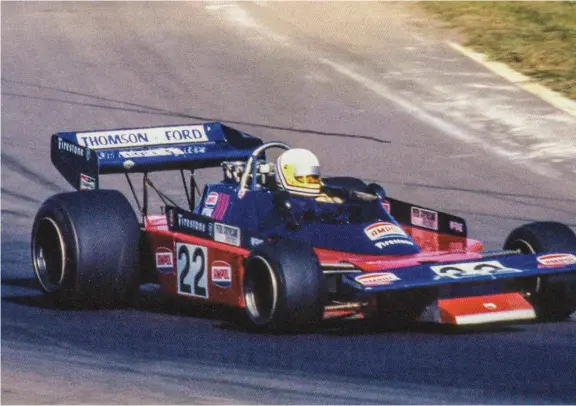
32 217 66 292
244 256 278 326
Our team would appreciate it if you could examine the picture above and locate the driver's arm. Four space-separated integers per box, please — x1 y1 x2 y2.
315 193 344 204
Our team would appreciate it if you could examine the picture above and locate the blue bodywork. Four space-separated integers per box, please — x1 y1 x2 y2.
194 183 576 297
341 254 576 295
198 183 418 256
51 122 262 189
50 122 576 297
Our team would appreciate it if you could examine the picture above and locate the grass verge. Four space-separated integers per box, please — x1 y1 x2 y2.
420 2 576 100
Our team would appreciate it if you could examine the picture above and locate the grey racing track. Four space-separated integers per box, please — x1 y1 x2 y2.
3 2 576 404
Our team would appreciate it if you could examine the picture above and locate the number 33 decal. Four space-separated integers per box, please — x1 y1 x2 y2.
177 243 208 298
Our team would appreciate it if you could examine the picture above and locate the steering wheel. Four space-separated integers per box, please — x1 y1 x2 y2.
238 141 290 198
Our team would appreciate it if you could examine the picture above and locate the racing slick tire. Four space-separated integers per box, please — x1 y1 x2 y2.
242 239 325 332
504 221 576 321
31 189 141 308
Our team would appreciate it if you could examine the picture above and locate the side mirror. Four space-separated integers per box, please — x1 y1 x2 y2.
366 183 386 200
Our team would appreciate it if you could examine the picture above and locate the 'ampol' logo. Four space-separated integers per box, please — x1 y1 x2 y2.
364 222 406 241
155 247 174 273
537 253 576 267
211 260 232 288
355 272 400 286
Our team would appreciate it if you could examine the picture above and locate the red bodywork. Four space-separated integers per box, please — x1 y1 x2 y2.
145 215 485 312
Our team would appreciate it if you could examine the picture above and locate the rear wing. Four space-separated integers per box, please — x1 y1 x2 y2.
51 122 263 190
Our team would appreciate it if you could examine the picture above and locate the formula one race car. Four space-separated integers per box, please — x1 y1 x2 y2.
32 122 576 331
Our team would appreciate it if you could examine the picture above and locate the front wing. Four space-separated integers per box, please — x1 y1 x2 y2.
341 253 576 324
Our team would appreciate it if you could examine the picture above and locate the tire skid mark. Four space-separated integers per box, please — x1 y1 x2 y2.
2 339 539 404
2 187 42 205
317 57 562 179
2 153 67 194
377 179 576 219
207 3 574 180
450 209 576 228
1 209 31 219
378 179 576 204
3 80 390 144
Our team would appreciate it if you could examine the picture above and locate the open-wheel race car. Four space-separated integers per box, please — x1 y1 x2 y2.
32 122 576 331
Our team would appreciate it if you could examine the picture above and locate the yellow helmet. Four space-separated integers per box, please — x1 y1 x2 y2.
275 149 321 196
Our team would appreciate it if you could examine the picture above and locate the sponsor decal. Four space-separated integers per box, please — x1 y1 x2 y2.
212 193 230 221
364 222 406 241
449 220 464 233
176 243 208 298
211 260 232 288
355 272 400 286
381 200 391 212
79 173 95 190
214 223 241 247
177 213 207 233
537 253 576 267
483 302 497 310
58 137 84 156
205 192 219 207
119 147 184 158
185 146 207 154
76 125 208 150
250 237 264 247
167 207 213 238
411 207 438 231
375 239 414 249
448 241 466 252
168 208 176 229
96 151 115 160
201 207 214 217
431 261 521 279
155 247 174 273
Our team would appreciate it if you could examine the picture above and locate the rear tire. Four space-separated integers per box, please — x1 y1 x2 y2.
242 239 325 332
504 221 576 321
31 190 141 307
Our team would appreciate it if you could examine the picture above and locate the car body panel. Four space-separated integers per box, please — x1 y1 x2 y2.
48 122 576 325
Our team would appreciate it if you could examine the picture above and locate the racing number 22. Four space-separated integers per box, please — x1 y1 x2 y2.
177 243 208 298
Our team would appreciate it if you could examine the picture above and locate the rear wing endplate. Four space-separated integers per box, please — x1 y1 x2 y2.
51 122 263 190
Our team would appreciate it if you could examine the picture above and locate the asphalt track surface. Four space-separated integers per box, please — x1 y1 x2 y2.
3 2 576 404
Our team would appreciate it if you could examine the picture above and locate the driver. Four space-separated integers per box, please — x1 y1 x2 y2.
275 148 342 204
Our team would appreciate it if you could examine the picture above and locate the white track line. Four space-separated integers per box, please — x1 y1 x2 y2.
316 56 561 178
205 3 568 178
448 41 576 118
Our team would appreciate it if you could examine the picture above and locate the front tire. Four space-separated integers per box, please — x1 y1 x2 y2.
242 239 325 332
504 221 576 321
31 190 141 307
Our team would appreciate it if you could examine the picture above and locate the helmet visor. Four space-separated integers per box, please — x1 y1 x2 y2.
294 174 320 185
